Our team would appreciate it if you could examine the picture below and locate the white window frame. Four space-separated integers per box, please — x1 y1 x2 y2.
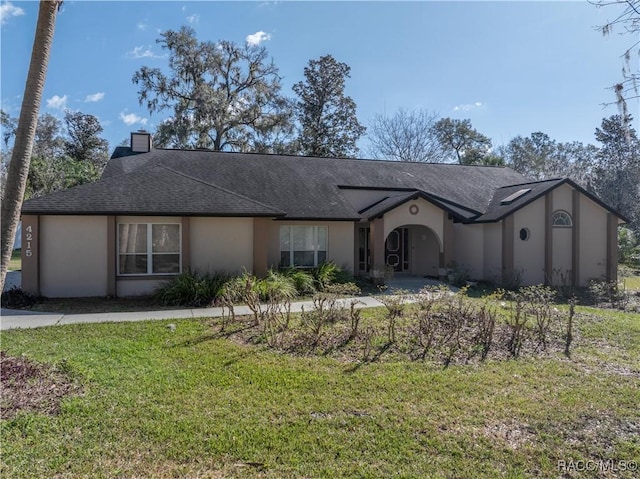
551 210 573 228
280 225 328 268
117 223 182 276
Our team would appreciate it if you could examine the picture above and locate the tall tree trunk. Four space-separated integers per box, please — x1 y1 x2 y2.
0 0 61 293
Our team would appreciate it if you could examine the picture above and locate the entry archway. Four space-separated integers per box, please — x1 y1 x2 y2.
384 224 440 277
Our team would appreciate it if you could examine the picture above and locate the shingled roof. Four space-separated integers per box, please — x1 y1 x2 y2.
23 147 623 222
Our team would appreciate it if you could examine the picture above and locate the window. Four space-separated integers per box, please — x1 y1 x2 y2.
118 223 181 275
551 210 573 227
519 228 530 241
280 226 327 268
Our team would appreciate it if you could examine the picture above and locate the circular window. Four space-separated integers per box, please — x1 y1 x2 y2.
409 204 419 215
519 228 530 241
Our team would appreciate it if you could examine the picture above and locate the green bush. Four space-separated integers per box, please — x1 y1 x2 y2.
312 262 353 291
280 268 316 296
153 270 229 307
257 270 298 301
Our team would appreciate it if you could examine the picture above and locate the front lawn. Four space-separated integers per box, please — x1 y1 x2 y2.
2 301 639 478
8 249 21 271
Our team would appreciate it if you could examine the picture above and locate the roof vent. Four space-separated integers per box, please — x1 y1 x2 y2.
131 130 152 153
501 188 531 205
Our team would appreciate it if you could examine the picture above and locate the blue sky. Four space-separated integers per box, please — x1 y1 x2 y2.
1 0 637 155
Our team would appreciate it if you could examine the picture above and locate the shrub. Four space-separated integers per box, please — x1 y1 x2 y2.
257 270 297 302
153 270 229 307
588 279 629 310
1 286 38 309
312 262 353 291
280 268 316 296
445 261 471 288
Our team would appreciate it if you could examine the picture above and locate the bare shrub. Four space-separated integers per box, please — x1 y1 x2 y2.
378 289 410 344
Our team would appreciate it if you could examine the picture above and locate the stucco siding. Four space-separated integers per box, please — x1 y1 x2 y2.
579 196 608 284
452 223 484 279
513 198 546 285
190 217 254 274
40 215 108 297
551 228 572 283
117 279 166 297
383 199 444 251
552 184 573 212
267 221 355 272
483 222 502 281
410 226 440 277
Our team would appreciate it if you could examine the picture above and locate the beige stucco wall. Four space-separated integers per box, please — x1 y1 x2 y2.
550 184 574 284
483 222 502 281
190 217 254 274
452 223 484 279
383 198 444 251
513 198 546 285
267 221 355 272
579 195 608 284
116 279 166 297
410 226 440 277
40 215 108 297
552 184 573 212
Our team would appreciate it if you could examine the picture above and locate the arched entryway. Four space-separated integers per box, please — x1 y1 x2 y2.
385 225 440 277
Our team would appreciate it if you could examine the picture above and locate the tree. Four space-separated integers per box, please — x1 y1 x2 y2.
592 1 640 115
499 132 597 184
1 110 106 199
133 26 293 152
432 118 492 164
592 115 640 233
293 54 366 157
1 0 62 293
367 108 445 162
63 110 109 167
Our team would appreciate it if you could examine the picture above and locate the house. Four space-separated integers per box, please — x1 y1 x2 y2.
20 131 626 298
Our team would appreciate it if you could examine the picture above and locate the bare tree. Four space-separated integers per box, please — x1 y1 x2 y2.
1 0 62 293
367 108 446 162
592 0 640 115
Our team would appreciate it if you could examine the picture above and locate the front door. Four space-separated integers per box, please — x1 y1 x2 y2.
385 227 409 272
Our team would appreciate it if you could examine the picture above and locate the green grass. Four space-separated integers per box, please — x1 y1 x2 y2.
2 306 639 478
8 249 21 271
623 275 640 291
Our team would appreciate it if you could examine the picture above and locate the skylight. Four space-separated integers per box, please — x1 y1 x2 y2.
500 188 531 205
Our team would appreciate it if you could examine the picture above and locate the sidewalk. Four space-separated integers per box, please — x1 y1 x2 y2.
0 296 387 331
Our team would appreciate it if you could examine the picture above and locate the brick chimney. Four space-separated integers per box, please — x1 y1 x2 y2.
130 130 152 153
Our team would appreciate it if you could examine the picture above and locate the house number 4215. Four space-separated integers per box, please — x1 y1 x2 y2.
25 225 34 257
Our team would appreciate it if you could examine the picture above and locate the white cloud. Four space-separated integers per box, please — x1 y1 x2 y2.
137 21 148 31
126 45 163 59
453 101 484 112
119 111 147 126
186 13 199 24
46 95 67 110
0 2 25 25
246 31 271 46
84 92 105 103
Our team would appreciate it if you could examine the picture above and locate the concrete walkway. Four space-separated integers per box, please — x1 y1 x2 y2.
0 296 390 331
1 276 455 331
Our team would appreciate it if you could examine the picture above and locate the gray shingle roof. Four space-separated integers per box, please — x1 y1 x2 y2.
26 148 623 223
22 165 284 216
93 148 528 219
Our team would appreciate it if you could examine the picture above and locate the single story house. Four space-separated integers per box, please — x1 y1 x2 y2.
21 131 626 297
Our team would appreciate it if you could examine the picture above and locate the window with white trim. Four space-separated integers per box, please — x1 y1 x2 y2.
280 225 327 268
118 223 181 275
551 210 573 227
